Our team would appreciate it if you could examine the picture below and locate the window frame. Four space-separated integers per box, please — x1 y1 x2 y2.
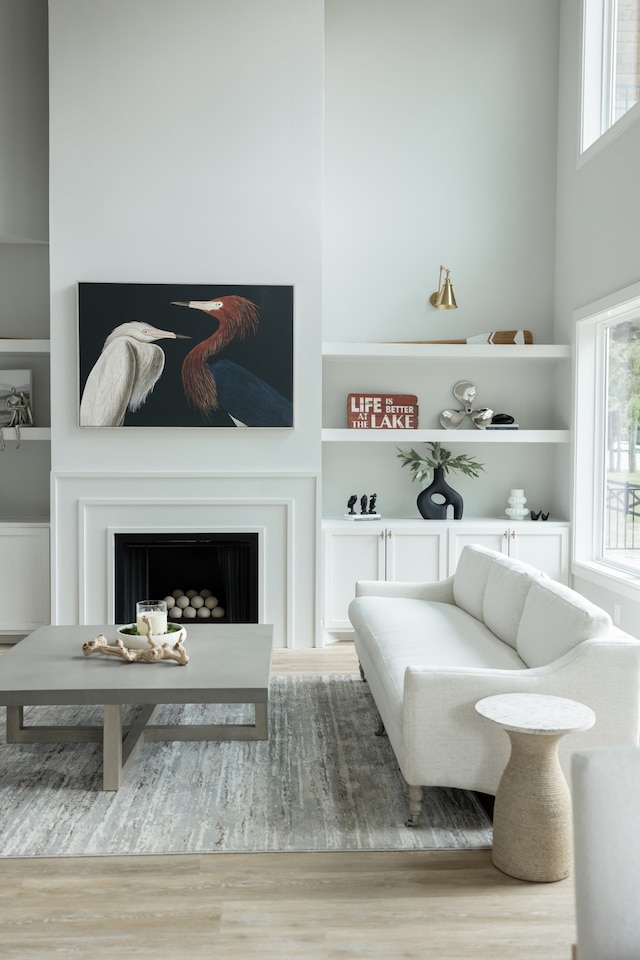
573 281 640 597
580 0 640 161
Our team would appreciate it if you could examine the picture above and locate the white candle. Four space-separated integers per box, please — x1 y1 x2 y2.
136 600 168 637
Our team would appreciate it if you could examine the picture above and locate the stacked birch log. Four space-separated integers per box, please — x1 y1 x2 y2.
164 589 225 621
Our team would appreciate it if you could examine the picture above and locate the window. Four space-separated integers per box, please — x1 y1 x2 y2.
574 285 640 588
603 320 640 572
582 0 640 154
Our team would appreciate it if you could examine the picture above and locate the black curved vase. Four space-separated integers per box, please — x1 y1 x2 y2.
417 466 463 520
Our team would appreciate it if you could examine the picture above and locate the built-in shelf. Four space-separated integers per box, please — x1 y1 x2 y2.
1 428 50 441
0 339 51 436
322 342 571 360
0 339 50 354
322 428 570 443
0 518 50 525
322 341 571 444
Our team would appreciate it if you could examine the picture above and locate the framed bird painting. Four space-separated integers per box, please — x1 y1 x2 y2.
77 282 294 428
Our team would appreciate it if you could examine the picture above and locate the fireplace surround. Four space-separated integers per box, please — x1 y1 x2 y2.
51 473 318 648
114 531 259 626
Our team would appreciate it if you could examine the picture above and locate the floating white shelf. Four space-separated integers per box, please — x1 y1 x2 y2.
0 338 50 354
322 342 571 361
322 428 570 443
1 428 50 441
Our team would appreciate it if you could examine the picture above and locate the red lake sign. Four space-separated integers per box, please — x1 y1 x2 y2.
347 393 419 429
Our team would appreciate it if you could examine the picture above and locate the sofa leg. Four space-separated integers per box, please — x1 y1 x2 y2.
405 785 423 827
374 717 386 737
358 661 367 682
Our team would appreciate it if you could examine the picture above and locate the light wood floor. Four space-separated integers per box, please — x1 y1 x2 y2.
0 642 576 959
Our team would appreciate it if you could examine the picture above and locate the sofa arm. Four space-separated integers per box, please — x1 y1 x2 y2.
355 576 455 603
400 639 640 792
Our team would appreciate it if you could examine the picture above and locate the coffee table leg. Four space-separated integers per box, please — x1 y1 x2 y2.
103 704 124 790
103 704 161 790
255 702 268 739
6 705 24 742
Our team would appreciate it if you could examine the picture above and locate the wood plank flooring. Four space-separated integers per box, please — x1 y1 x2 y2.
0 642 577 959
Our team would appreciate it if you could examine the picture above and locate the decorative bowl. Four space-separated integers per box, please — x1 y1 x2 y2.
116 623 186 650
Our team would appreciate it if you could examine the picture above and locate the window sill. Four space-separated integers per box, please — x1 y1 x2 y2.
572 559 640 601
579 99 640 168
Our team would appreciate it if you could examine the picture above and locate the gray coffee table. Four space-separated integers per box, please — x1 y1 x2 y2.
0 623 273 790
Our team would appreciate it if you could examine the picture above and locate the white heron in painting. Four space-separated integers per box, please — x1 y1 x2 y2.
80 321 190 427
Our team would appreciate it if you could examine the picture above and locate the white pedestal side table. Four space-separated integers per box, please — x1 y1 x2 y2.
475 693 595 883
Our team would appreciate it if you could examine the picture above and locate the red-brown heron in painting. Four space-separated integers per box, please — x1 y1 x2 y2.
174 296 258 415
172 296 292 427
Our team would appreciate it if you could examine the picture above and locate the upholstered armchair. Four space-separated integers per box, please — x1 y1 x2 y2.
571 746 640 959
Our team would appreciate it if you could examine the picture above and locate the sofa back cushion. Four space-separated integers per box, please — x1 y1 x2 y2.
483 554 541 649
517 578 612 667
452 545 499 621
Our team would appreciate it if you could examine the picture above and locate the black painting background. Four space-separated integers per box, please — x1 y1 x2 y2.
78 283 294 427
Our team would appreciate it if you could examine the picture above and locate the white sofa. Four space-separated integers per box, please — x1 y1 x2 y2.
348 544 640 825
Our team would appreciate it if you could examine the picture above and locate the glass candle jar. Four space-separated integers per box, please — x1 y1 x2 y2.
136 599 168 636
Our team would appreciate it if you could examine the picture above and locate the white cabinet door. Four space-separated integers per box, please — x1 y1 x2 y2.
323 519 570 637
510 524 569 583
0 525 50 633
447 523 509 573
385 526 447 582
322 524 385 630
448 521 570 583
322 522 448 631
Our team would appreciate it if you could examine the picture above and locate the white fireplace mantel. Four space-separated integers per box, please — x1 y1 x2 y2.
52 472 319 648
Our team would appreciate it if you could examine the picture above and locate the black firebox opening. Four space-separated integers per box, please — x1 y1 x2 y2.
114 532 259 626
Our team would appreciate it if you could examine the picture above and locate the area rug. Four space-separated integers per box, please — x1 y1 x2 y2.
0 675 492 857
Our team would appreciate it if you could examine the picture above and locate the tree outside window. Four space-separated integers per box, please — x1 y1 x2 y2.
614 0 640 121
604 321 640 570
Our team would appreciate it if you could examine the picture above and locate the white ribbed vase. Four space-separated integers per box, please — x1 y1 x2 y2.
506 488 528 521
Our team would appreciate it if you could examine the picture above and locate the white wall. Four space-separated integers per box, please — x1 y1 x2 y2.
48 0 323 645
46 1 591 638
49 0 323 475
0 0 48 243
556 0 640 635
324 0 560 344
322 0 563 519
0 0 50 524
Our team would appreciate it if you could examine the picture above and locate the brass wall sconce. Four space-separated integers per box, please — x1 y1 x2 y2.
429 265 457 310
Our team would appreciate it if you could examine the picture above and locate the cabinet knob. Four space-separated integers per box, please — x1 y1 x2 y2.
503 530 508 539
387 530 392 538
380 531 385 540
511 530 516 540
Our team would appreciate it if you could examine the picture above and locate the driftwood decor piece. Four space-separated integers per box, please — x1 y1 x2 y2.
82 629 189 665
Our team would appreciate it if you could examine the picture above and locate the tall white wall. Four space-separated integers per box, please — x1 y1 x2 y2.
47 1 588 636
556 0 640 634
324 0 560 344
322 0 563 519
48 0 323 645
0 0 48 243
49 0 323 475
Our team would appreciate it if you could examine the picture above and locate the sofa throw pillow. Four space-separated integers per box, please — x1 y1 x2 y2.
483 557 538 649
517 579 612 667
452 544 496 622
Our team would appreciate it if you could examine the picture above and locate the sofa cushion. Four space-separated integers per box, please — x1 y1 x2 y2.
516 579 613 667
349 596 527 696
483 554 540 649
452 545 497 621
